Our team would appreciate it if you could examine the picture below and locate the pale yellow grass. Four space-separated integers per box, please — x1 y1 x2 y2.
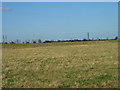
2 40 118 88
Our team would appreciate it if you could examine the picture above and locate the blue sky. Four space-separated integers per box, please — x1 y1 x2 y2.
2 2 118 42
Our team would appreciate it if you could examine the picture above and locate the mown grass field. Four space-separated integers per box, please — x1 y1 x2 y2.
2 40 118 88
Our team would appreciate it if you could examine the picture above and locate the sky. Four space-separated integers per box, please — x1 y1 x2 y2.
2 2 118 42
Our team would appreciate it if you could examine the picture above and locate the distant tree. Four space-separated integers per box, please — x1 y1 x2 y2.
26 42 29 44
57 40 61 42
10 41 15 44
115 36 118 40
43 40 52 43
33 40 36 43
74 39 79 41
25 40 29 44
82 39 87 41
4 42 8 44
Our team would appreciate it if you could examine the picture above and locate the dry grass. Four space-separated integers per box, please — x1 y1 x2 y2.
2 40 118 88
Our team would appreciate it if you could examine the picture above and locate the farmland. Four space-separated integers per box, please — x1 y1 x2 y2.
2 40 118 88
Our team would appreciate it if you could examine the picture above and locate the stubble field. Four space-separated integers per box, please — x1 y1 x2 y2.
2 40 118 88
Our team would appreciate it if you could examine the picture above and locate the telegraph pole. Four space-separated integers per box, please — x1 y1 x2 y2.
3 35 4 43
87 32 89 40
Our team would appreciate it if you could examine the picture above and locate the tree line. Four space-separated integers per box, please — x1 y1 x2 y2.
2 36 118 44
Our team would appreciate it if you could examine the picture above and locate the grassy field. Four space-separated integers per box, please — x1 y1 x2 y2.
2 40 118 88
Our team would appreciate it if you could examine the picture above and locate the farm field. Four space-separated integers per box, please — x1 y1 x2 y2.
2 40 118 88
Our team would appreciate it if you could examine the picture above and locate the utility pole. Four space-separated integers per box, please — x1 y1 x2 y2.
87 32 89 40
3 35 4 43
